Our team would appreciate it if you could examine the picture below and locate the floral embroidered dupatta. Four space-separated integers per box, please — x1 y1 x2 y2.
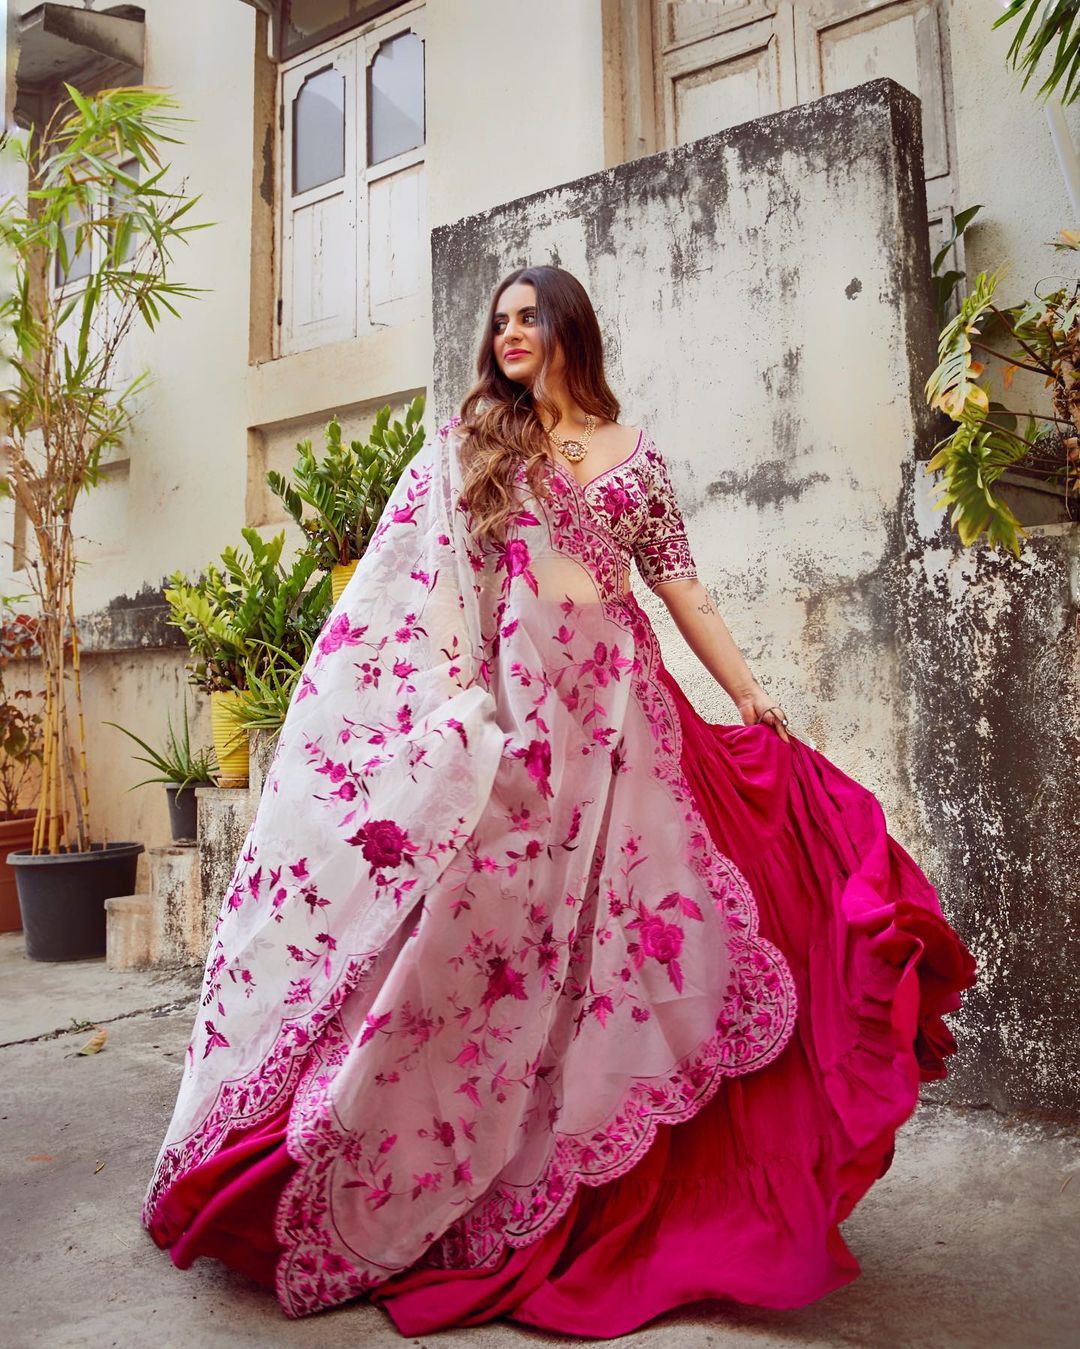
143 418 797 1317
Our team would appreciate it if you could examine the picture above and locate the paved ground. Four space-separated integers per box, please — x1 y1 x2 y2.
2 930 1078 1349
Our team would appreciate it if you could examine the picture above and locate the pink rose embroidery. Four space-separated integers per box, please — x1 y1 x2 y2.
598 481 632 521
638 913 684 963
519 738 552 797
348 818 407 867
316 613 368 662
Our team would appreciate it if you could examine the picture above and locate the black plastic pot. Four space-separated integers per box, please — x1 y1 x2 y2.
8 841 145 962
165 783 208 842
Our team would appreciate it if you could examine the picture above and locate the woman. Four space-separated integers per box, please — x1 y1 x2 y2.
143 265 977 1337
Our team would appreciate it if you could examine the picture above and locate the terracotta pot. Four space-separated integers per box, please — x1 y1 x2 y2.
0 810 37 932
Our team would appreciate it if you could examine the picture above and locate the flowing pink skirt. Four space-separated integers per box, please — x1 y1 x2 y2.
150 656 977 1336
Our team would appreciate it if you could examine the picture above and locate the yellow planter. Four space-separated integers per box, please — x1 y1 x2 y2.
210 689 249 789
331 560 359 605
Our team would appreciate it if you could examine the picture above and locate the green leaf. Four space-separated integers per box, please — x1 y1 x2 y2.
995 0 1080 105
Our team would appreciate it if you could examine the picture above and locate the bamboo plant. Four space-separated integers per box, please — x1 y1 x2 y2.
0 84 210 853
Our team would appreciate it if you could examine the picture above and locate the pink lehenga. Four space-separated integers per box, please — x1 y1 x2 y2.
143 417 977 1336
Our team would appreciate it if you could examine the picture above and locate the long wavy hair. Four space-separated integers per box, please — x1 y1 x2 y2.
456 265 622 544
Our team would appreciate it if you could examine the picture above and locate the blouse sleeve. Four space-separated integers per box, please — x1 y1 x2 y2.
632 441 699 591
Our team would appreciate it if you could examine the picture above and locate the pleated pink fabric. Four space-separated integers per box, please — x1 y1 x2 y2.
155 645 976 1338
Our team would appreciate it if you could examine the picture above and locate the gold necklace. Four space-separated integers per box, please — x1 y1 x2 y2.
546 412 597 464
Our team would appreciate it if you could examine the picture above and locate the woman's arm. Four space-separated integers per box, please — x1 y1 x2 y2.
651 576 791 742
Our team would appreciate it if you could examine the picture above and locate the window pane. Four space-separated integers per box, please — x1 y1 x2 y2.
55 197 92 286
368 31 424 166
293 65 346 195
108 157 141 264
284 0 352 57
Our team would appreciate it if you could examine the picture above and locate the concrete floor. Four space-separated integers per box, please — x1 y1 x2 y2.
1 930 1077 1349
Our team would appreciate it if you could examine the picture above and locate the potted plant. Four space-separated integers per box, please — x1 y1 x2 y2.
267 394 426 603
0 595 45 931
0 85 209 960
164 529 331 787
230 636 315 741
925 3 1080 553
924 257 1080 553
104 699 217 843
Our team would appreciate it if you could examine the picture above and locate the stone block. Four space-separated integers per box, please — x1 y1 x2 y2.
147 844 203 965
104 894 152 971
195 784 256 959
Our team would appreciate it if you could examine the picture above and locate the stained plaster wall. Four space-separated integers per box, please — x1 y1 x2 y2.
430 78 1080 1120
902 480 1079 1118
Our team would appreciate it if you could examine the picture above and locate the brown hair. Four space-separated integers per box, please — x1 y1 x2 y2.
455 265 621 544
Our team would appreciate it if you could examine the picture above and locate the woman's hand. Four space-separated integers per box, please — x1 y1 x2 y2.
733 683 792 743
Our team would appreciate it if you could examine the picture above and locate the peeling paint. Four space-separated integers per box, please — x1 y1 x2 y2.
74 582 184 655
899 459 1080 1120
259 122 273 207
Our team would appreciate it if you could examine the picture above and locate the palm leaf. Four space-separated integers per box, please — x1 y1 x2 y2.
995 0 1080 104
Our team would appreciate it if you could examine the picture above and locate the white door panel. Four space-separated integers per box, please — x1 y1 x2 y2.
368 157 425 326
651 0 956 271
797 0 951 181
657 6 798 143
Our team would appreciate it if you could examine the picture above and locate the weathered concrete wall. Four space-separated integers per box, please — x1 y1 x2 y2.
82 649 214 895
432 76 939 824
431 78 1080 1119
901 478 1080 1118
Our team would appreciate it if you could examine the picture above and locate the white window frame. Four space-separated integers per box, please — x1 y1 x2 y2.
277 0 427 357
47 151 142 389
47 152 142 288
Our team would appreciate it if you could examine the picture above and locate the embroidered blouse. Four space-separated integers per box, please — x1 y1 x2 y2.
551 428 699 593
447 417 699 594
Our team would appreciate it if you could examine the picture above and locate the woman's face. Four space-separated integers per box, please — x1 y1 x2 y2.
493 281 563 386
